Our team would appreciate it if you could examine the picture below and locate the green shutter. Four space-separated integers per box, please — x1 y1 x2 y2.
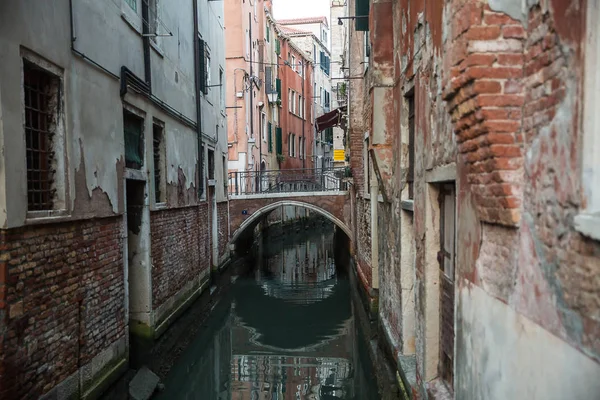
355 0 370 31
276 127 283 155
275 39 281 55
266 26 270 42
268 122 273 153
276 78 282 100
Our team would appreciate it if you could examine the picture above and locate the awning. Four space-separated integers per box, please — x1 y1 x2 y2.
316 106 346 132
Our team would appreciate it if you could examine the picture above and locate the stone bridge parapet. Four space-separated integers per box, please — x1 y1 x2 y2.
228 191 353 245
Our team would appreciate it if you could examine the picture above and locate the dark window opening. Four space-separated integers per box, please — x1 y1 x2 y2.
24 61 59 211
407 93 415 199
438 183 456 389
153 122 165 204
124 110 144 169
208 149 215 180
223 155 227 191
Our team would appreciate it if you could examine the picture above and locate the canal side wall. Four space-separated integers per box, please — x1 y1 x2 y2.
347 0 600 399
0 217 128 400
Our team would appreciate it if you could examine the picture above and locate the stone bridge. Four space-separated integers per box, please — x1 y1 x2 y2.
227 191 353 246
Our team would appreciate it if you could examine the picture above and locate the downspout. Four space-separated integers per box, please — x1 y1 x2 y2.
142 0 152 90
193 0 204 199
69 0 119 80
301 60 306 168
249 13 255 172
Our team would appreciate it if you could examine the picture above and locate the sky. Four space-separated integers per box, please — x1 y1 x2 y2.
272 0 331 22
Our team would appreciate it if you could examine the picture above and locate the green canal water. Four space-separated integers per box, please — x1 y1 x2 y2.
153 223 379 399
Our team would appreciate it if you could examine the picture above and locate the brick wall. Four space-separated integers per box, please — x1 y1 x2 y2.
217 201 228 260
443 2 526 226
355 197 372 287
151 204 210 310
0 217 125 399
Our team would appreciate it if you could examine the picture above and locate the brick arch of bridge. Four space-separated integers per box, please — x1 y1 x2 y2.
228 197 352 245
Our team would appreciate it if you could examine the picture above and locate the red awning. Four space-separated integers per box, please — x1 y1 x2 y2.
316 107 345 132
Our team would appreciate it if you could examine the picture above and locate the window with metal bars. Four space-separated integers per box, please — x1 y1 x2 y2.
438 183 456 389
407 93 415 199
124 110 144 169
208 149 215 180
152 122 165 204
24 61 59 211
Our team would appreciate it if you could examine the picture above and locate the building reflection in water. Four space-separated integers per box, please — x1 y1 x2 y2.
155 224 378 400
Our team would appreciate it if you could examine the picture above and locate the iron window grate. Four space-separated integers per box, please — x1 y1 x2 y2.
153 124 163 203
24 61 58 211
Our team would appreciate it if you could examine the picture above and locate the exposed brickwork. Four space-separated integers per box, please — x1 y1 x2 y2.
443 2 525 226
217 201 229 260
517 4 600 363
151 205 211 310
356 197 372 280
0 217 125 399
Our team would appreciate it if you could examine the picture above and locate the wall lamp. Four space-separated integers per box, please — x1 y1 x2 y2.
337 16 368 25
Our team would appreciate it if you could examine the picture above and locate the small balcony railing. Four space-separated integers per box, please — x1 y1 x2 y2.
228 167 349 196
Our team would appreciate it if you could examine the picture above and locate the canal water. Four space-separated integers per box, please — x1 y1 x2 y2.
153 221 379 399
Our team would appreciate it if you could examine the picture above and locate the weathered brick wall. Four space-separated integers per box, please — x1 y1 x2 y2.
217 201 229 260
442 2 526 226
151 204 210 310
355 197 372 287
0 217 125 399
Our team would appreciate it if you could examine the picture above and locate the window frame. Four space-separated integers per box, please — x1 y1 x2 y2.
22 50 68 217
575 1 600 240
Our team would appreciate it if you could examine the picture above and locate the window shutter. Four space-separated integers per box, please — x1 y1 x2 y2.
268 122 273 152
276 127 283 155
276 78 282 100
199 39 207 94
355 0 370 31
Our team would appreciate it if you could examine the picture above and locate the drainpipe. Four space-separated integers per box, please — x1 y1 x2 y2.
193 0 204 199
301 60 306 168
141 0 152 90
370 161 379 290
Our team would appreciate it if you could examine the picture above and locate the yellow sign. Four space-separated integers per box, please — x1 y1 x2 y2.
334 149 345 161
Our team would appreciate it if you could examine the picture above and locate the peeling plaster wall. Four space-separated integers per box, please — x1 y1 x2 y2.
456 280 600 399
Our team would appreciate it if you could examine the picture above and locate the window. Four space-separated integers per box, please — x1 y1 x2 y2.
288 133 292 156
298 136 301 159
123 109 144 170
261 113 267 142
208 149 215 180
313 44 317 63
438 184 456 389
298 95 303 118
153 121 166 204
407 93 415 199
199 38 211 94
23 60 61 211
298 61 303 77
219 68 224 110
288 89 293 112
148 0 158 42
266 24 270 42
322 29 328 44
291 55 296 72
292 91 297 114
124 0 137 12
268 122 273 153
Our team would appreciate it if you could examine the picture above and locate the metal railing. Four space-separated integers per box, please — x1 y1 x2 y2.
228 167 349 196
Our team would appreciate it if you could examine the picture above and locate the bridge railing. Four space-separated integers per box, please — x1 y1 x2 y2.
228 167 349 196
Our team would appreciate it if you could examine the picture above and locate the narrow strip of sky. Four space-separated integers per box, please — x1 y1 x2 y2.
272 0 331 21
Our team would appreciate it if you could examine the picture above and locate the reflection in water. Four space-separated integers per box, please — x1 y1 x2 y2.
155 224 378 399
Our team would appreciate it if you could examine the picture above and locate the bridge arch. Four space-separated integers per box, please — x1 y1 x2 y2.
229 200 352 245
